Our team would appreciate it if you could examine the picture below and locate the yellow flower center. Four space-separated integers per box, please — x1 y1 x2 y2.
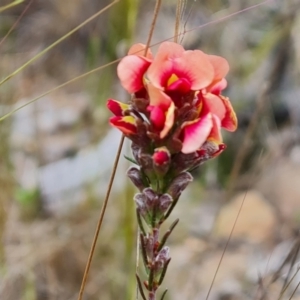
167 74 179 87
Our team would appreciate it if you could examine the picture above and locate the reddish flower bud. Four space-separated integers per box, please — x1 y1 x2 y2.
153 147 171 177
107 99 130 116
212 143 226 157
197 141 226 160
153 147 170 166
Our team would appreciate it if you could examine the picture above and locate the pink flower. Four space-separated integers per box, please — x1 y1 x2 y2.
109 116 137 135
180 98 221 154
117 43 153 94
107 99 137 135
180 91 237 154
201 55 237 132
109 41 237 155
178 53 237 153
147 42 215 92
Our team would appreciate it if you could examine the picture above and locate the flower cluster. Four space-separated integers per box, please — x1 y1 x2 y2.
108 41 237 168
107 41 237 300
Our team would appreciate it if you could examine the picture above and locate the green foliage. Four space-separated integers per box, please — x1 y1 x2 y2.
107 0 139 60
15 188 42 220
23 273 36 300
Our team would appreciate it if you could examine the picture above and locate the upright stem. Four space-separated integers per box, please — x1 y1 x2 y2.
147 226 159 299
149 292 155 300
134 179 174 300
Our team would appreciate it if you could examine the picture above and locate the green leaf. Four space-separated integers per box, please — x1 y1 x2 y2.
124 155 138 164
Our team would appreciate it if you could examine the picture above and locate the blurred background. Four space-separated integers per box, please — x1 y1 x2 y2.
0 0 300 299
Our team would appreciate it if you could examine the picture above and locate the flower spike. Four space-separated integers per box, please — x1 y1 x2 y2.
107 40 237 300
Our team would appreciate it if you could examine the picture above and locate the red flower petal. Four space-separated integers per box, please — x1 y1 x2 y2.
201 93 226 121
117 55 151 93
220 96 238 131
147 42 185 89
212 143 226 158
147 83 172 110
152 42 185 62
160 102 175 138
209 78 227 95
128 43 153 59
148 42 215 91
109 116 137 135
167 78 191 93
207 114 223 144
147 83 175 138
207 55 229 83
181 114 213 154
148 106 166 131
172 50 215 90
107 99 129 116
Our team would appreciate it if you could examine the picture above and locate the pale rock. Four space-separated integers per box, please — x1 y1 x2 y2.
11 99 36 145
38 130 130 214
215 190 277 244
184 237 209 253
246 240 294 282
198 250 247 289
290 145 300 164
41 133 76 163
55 93 90 128
169 249 247 300
37 100 59 133
256 158 300 224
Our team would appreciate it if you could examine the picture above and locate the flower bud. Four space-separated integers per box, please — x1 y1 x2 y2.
195 142 226 163
143 188 157 206
167 172 193 199
154 246 170 272
152 147 171 177
167 136 182 153
107 99 130 116
153 147 170 165
144 234 155 260
158 194 172 214
172 151 197 173
139 153 154 175
134 193 148 217
134 188 160 224
131 143 141 164
127 167 146 191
